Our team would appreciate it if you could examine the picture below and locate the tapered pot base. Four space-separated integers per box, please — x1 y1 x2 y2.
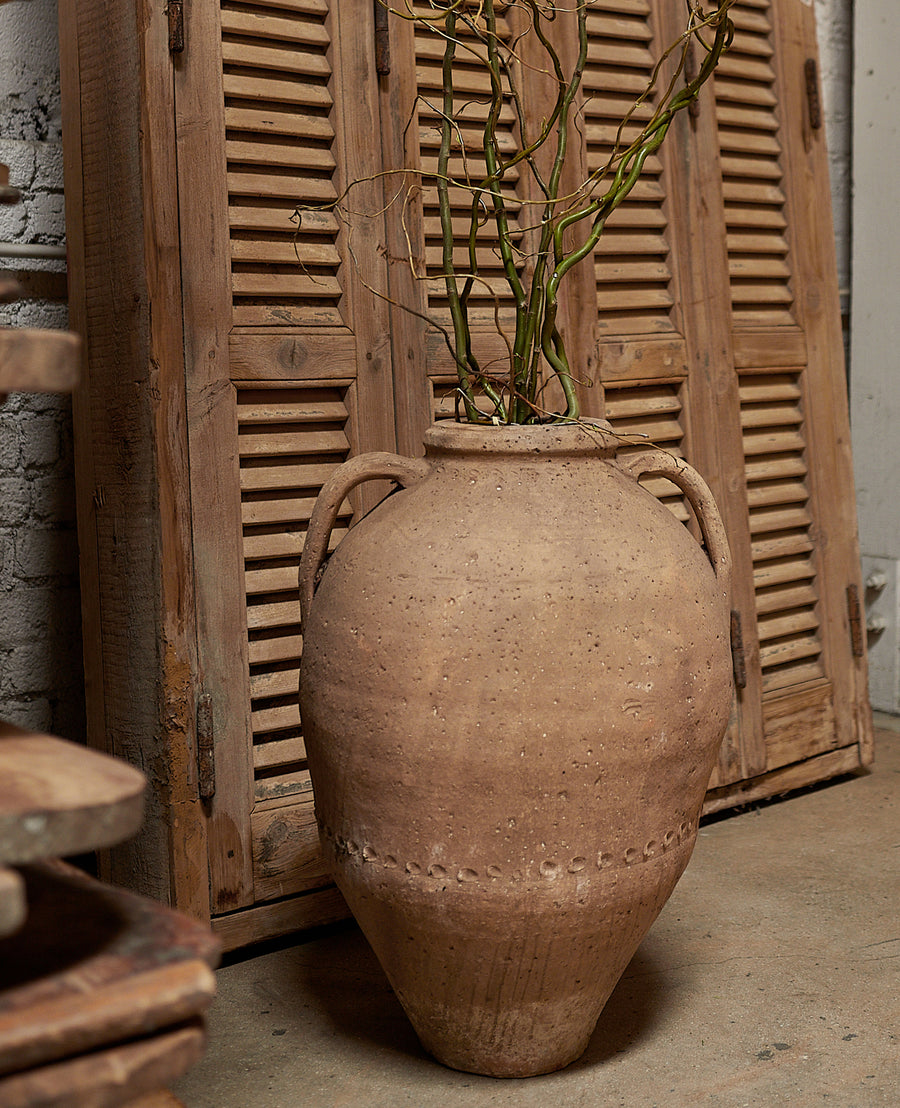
326 825 696 1077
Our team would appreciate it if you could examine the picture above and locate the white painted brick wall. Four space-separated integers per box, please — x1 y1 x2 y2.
1 0 84 740
814 0 852 296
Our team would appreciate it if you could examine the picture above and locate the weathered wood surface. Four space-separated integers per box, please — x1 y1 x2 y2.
60 0 208 913
211 884 347 953
703 744 865 817
0 861 218 1077
0 1021 205 1108
0 725 146 865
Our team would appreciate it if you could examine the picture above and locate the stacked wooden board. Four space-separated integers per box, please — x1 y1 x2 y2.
0 185 217 1102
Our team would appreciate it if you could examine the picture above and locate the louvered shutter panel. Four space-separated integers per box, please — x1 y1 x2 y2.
177 0 396 923
582 1 707 524
587 0 675 337
568 0 870 796
703 0 871 794
575 0 756 787
380 0 868 809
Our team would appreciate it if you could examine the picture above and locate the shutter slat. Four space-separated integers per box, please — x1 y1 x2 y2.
247 597 301 632
221 41 331 79
226 140 335 172
757 607 819 643
253 735 307 770
230 272 342 298
759 635 821 671
251 703 302 737
744 454 807 483
223 73 332 107
746 479 808 510
728 232 790 256
231 240 341 267
227 171 336 202
242 494 352 528
229 205 335 234
220 9 331 46
249 634 304 667
718 128 782 157
741 400 803 428
753 555 817 590
742 428 806 456
751 532 815 563
242 526 347 561
225 106 332 140
250 667 300 701
238 399 348 424
246 563 304 597
755 583 818 616
749 505 813 535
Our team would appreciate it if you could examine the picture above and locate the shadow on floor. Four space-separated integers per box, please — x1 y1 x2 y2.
291 917 676 1073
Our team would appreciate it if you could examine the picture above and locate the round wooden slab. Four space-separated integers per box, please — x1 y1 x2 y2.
0 724 146 865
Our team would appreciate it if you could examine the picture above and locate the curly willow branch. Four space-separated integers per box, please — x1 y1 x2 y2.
294 0 736 424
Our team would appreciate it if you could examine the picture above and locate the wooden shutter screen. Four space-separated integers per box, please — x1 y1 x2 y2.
175 0 397 939
62 0 870 949
704 0 871 801
197 0 867 937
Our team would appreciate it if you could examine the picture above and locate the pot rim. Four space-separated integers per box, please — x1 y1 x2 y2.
423 418 619 457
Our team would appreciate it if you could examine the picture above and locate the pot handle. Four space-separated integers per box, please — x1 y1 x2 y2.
299 451 430 627
617 449 732 597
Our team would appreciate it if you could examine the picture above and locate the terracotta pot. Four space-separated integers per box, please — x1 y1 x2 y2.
299 421 733 1077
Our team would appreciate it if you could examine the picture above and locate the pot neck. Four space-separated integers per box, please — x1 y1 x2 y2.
422 420 619 461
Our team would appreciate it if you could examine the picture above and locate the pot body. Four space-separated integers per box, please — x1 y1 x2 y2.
299 422 733 1077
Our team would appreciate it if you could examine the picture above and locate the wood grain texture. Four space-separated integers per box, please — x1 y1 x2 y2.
0 1022 205 1108
0 725 146 864
770 0 873 761
703 744 864 816
0 861 218 1076
60 0 207 914
656 0 766 790
210 884 348 953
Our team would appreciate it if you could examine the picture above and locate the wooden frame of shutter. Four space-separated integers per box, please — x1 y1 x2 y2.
702 0 873 809
59 0 208 917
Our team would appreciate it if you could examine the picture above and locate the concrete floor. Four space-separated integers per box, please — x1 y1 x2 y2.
173 718 900 1107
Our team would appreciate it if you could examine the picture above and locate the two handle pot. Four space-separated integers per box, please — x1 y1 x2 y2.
299 420 733 1078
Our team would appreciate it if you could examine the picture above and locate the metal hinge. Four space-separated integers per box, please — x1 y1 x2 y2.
168 0 185 54
847 584 865 657
374 0 391 75
197 691 216 800
730 609 747 689
804 58 822 130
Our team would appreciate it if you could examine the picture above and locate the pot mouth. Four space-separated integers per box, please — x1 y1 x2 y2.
423 418 619 458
